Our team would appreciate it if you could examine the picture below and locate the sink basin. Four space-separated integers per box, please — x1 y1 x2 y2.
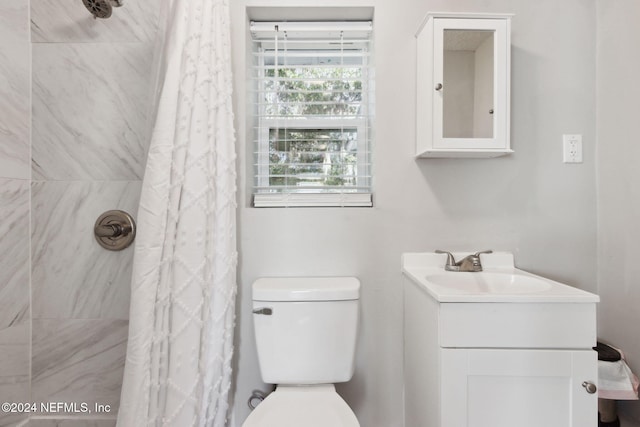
402 252 599 303
425 272 552 294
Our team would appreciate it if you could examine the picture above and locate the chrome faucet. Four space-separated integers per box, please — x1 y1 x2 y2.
435 250 493 272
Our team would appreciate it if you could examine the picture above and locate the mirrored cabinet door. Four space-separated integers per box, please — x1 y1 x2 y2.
416 13 513 158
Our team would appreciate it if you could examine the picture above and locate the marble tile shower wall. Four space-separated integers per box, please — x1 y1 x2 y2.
1 0 159 425
0 0 31 425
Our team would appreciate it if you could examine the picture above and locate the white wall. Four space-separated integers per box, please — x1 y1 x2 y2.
596 1 640 425
231 0 597 425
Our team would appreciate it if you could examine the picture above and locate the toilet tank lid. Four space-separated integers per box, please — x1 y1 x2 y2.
253 277 360 302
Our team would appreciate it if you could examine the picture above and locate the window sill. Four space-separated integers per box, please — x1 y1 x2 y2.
253 193 372 208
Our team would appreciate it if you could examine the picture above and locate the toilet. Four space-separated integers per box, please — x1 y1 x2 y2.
242 277 361 427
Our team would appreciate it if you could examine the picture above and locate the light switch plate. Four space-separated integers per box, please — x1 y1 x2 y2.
563 134 583 163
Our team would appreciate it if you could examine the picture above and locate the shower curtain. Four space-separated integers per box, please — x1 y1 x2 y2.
117 0 237 425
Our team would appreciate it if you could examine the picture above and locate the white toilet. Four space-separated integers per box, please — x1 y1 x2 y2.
242 277 361 427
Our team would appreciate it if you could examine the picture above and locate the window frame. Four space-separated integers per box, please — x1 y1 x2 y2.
251 21 373 208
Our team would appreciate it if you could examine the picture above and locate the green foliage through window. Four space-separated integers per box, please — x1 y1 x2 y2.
263 63 363 117
268 128 358 189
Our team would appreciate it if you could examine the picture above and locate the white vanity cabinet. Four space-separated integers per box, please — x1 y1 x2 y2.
402 253 599 427
416 13 512 158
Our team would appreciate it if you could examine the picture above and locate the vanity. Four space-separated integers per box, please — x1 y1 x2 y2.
402 252 600 427
416 13 513 157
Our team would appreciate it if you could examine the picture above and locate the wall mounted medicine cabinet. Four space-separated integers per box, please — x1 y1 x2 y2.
416 13 513 158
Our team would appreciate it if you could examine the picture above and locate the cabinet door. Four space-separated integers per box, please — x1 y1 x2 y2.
432 18 509 150
441 349 597 427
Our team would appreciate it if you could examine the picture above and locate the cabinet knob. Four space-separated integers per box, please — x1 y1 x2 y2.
435 83 443 91
582 381 597 394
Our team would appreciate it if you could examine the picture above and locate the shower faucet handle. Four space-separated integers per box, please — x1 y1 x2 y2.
94 210 136 251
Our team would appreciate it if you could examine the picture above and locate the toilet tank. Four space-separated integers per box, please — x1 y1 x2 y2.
252 277 360 385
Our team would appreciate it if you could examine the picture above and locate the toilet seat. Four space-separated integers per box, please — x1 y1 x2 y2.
242 384 359 427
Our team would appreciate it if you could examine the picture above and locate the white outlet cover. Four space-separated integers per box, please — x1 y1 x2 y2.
563 134 583 163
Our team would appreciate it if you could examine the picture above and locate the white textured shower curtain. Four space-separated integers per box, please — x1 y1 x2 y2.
116 0 237 425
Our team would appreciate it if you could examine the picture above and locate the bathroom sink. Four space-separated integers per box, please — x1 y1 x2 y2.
425 272 552 294
401 252 600 303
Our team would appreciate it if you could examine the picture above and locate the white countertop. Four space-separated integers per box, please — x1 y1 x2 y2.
402 252 600 303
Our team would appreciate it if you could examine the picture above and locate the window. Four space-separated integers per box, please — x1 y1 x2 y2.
250 21 374 207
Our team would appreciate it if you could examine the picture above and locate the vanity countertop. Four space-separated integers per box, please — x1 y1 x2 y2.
402 252 600 303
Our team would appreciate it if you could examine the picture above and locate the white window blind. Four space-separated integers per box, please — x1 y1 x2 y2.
250 21 374 207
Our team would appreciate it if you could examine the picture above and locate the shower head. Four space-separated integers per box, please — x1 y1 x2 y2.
82 0 122 19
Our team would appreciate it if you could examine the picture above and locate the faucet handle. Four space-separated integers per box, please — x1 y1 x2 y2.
473 250 493 257
435 250 456 267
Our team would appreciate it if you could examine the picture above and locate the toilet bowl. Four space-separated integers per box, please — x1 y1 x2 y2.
242 385 358 427
242 277 360 427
